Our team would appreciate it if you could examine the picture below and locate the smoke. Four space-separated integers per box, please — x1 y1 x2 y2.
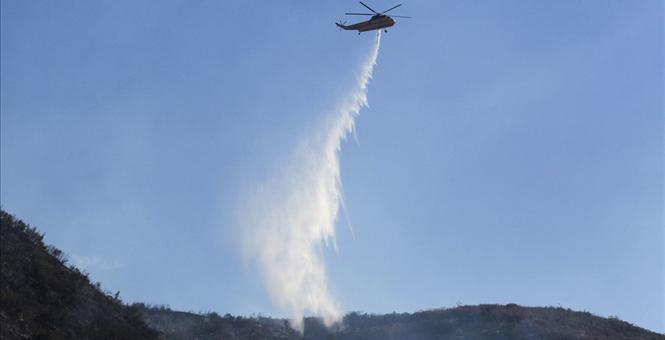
241 32 381 332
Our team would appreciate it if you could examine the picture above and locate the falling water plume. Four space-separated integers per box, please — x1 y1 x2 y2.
242 32 382 332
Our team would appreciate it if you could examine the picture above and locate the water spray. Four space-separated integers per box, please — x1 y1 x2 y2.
242 32 382 332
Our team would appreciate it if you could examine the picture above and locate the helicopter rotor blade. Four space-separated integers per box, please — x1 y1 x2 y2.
359 1 378 13
381 4 402 14
390 15 411 18
345 13 374 15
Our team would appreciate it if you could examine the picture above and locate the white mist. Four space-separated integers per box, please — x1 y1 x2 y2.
241 32 381 332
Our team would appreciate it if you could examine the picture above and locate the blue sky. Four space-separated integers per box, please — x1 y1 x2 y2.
1 0 663 333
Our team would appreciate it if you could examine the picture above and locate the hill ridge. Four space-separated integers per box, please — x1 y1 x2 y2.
1 210 662 340
0 210 159 339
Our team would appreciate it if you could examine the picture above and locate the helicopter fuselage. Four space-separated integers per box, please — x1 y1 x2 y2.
337 14 395 32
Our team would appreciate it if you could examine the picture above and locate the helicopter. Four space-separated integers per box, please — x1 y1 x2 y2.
336 2 411 34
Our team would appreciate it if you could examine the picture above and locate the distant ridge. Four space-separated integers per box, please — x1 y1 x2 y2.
137 303 664 340
1 209 662 340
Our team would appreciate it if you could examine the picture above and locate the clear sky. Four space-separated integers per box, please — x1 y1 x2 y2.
2 0 663 333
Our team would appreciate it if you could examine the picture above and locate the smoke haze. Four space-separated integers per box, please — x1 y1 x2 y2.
241 32 381 331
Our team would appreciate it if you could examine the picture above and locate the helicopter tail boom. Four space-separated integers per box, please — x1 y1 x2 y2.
336 22 351 30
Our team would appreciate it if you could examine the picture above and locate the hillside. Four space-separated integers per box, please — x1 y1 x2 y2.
0 210 158 339
137 304 301 340
1 209 662 340
138 304 664 340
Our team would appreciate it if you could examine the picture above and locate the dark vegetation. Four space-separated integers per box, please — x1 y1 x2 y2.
136 304 300 340
138 303 664 340
0 210 158 339
1 209 663 340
